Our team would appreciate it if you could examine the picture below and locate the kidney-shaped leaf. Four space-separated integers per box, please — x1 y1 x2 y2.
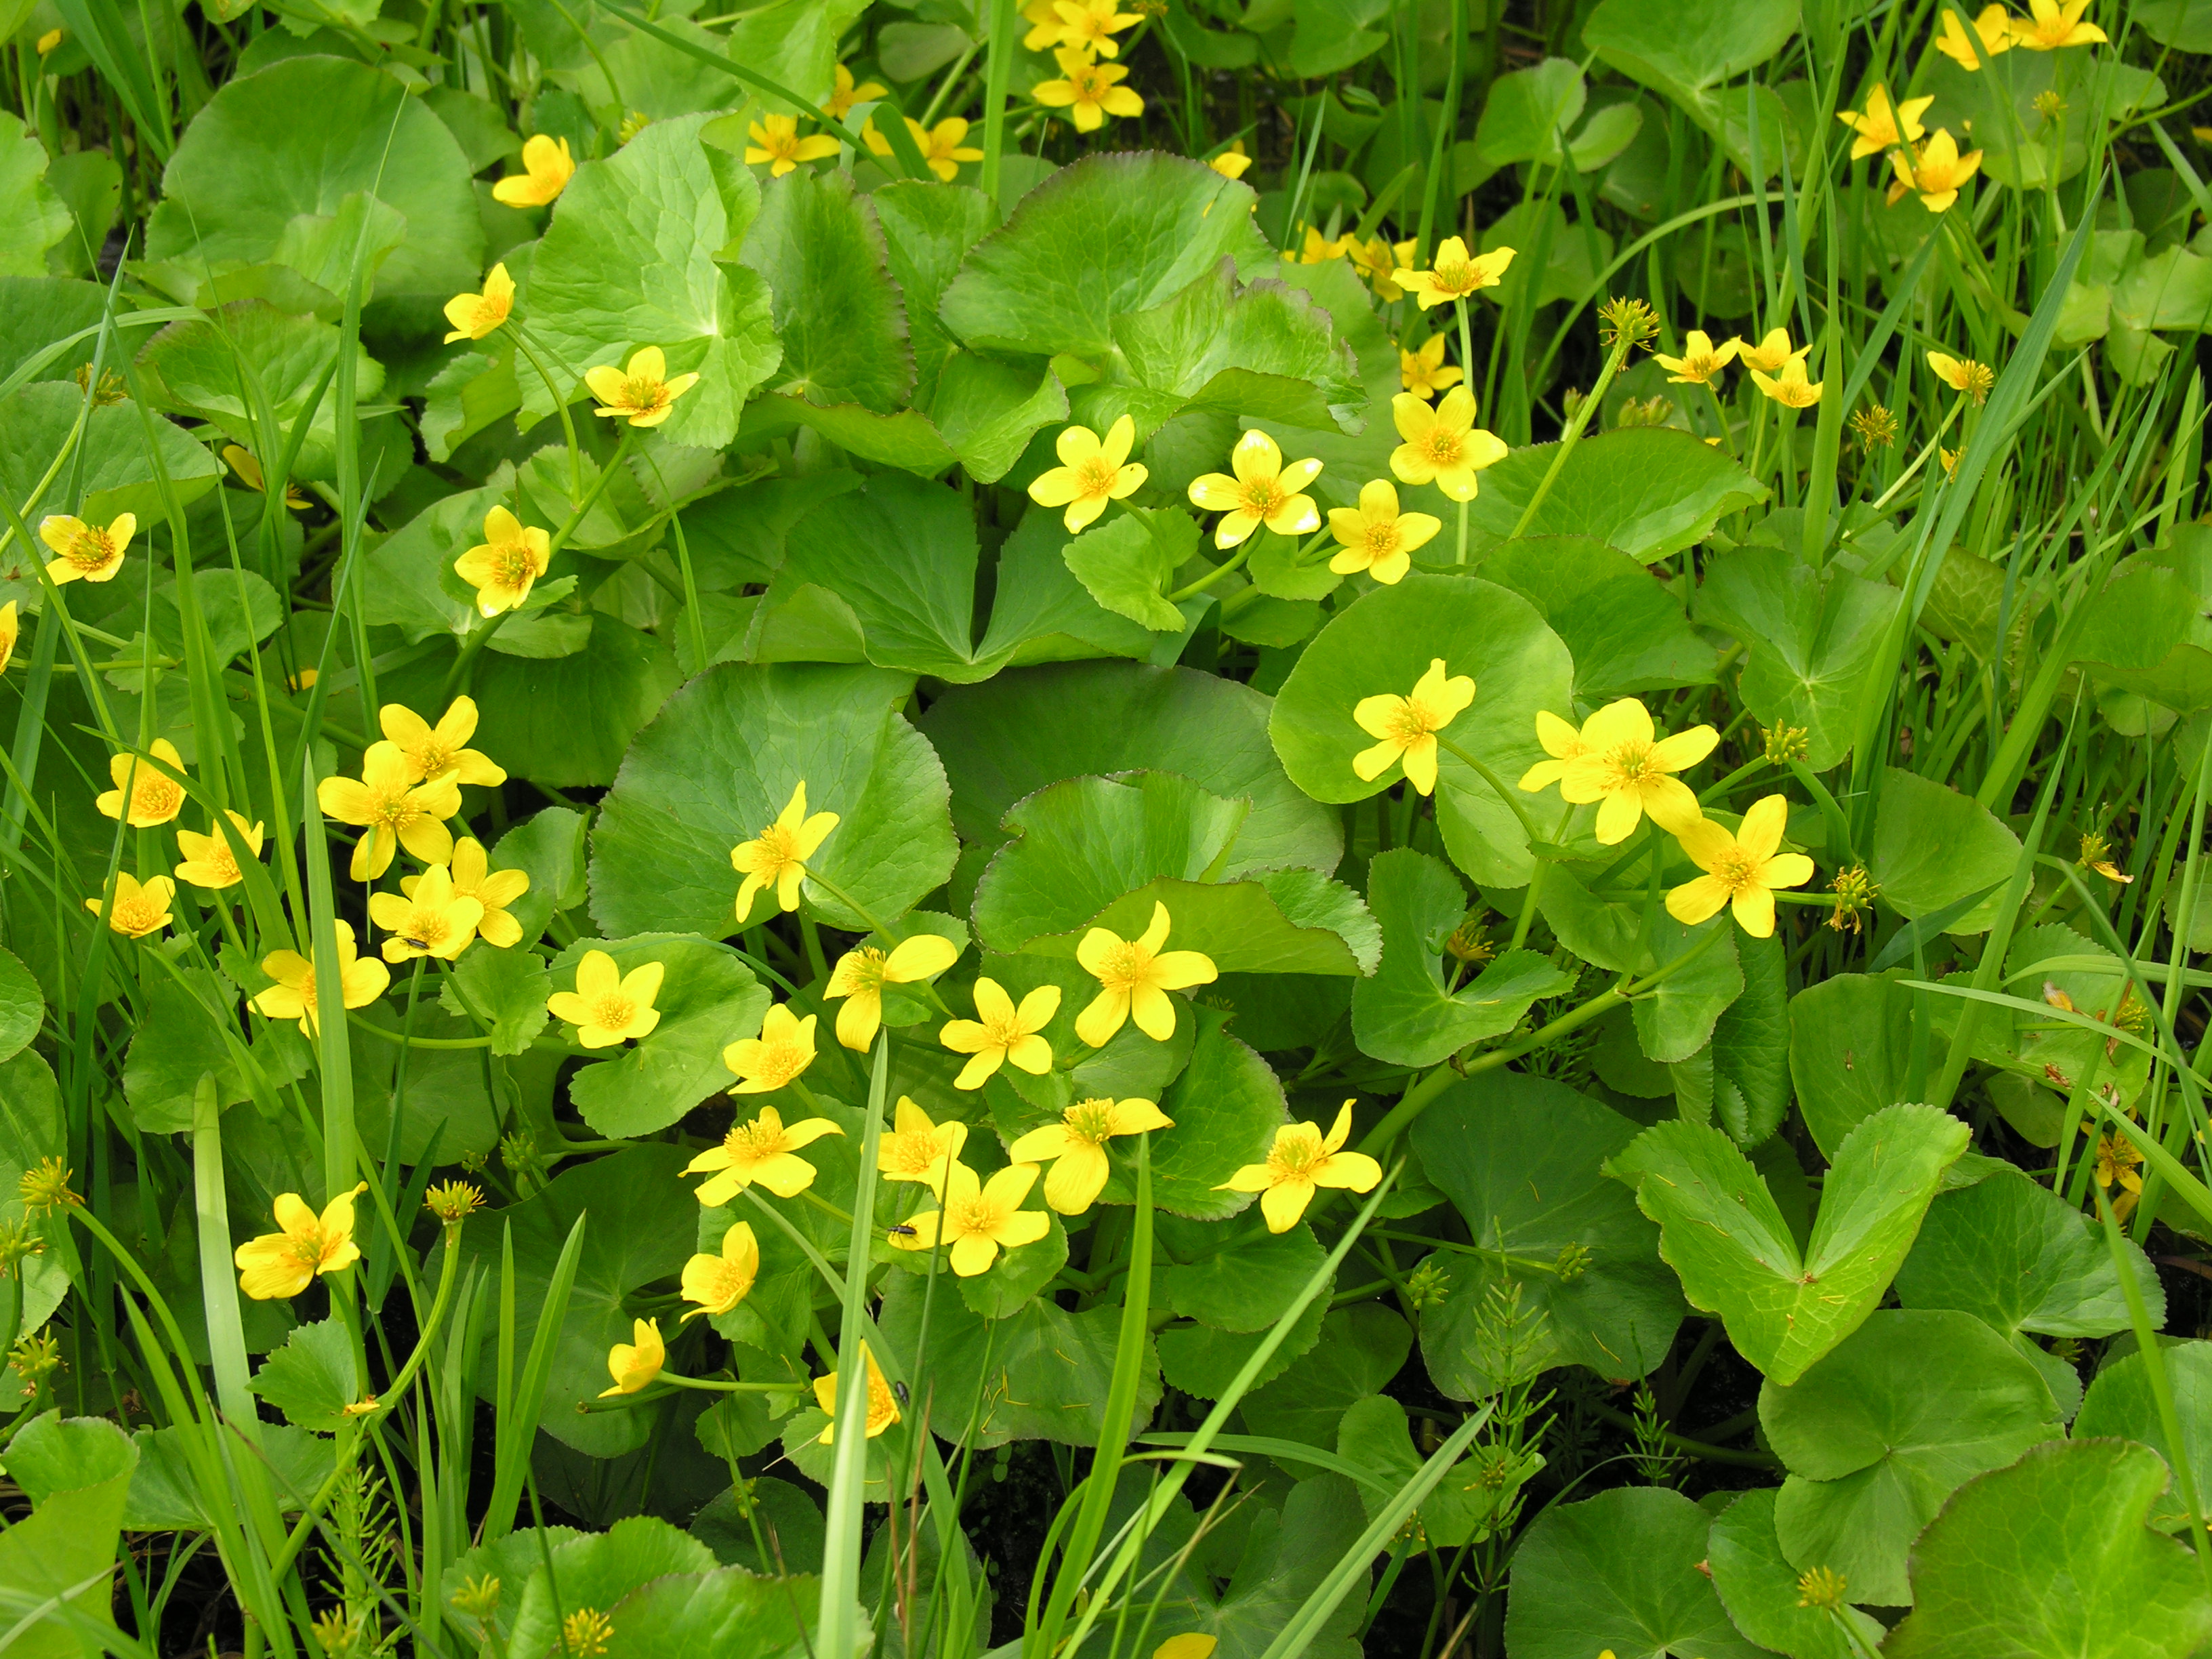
1465 428 1766 563
1479 535 1718 701
552 935 769 1138
2074 1340 2212 1532
1870 766 2022 933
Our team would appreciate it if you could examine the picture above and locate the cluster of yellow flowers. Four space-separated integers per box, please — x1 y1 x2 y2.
1936 0 2104 69
1837 85 1982 216
1026 0 1145 133
1656 325 1824 409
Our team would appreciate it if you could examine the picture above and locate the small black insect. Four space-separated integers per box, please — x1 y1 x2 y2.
401 937 432 951
893 1380 910 1407
886 1223 919 1238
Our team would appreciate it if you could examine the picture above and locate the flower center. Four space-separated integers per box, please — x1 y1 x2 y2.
1422 429 1463 466
889 1134 949 1177
1714 852 1757 895
752 825 802 874
743 1042 808 1089
1388 700 1439 744
398 909 449 947
951 1195 1000 1235
1240 479 1283 516
66 528 115 569
135 775 182 816
114 897 161 932
709 1258 753 1303
493 543 537 588
1606 741 1653 784
1076 457 1116 497
370 787 423 831
1364 522 1399 558
590 992 636 1031
289 1230 331 1269
981 1010 1028 1046
1269 1134 1322 1180
1066 1100 1117 1144
1435 260 1469 292
622 376 669 412
1097 941 1150 991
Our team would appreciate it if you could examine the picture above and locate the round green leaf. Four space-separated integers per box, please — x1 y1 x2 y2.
1155 1210 1325 1332
589 662 958 939
0 383 221 535
1870 766 2022 933
2075 1339 2212 1530
1479 535 1719 700
507 1517 716 1659
1463 428 1766 562
0 945 47 1064
1707 1490 1888 1659
549 935 769 1138
737 168 912 414
1239 1304 1414 1449
1150 1007 1292 1221
247 1319 359 1433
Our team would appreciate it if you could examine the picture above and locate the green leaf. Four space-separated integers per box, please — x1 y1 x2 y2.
2074 1339 2212 1531
123 968 249 1133
1158 1294 1327 1398
737 392 955 474
434 611 680 789
1150 1007 1294 1221
972 503 1156 665
136 300 384 479
1479 535 1717 700
1582 0 1802 142
1351 848 1572 1067
1707 1489 1887 1659
4 1412 138 1509
1887 1439 2212 1656
523 112 781 449
1786 972 1927 1158
920 660 1343 879
1632 916 1744 1065
1155 1210 1324 1332
739 168 912 413
720 0 867 111
588 663 958 938
1269 573 1573 887
1413 1073 1684 1391
1709 926 1787 1145
1463 429 1766 564
0 1410 134 1657
691 1477 824 1574
1694 549 1904 771
930 352 1070 483
145 54 483 311
602 1562 824 1654
1610 1103 1969 1384
1240 1305 1413 1448
1870 766 2023 933
1504 1486 1771 1659
0 946 42 1063
1474 58 1588 168
441 944 552 1057
1012 871 1380 977
247 1319 360 1432
0 113 71 275
939 153 1273 359
1062 510 1194 632
0 382 221 531
550 935 767 1138
2138 0 2212 49
0 274 106 385
348 1006 502 1165
506 1517 718 1659
874 180 994 405
1762 1309 2063 1607
493 806 589 947
0 1052 68 1335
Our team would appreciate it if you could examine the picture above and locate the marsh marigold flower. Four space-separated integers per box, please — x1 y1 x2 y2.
940 977 1059 1088
421 837 531 948
86 872 173 939
1734 328 1808 375
39 513 131 584
1389 388 1507 502
585 345 698 428
1517 711 1593 794
2011 0 2105 49
680 1222 760 1322
0 602 17 676
1752 359 1823 409
96 738 186 827
865 116 983 182
825 62 887 121
251 921 390 1033
686 1102 844 1204
1209 148 1253 180
1836 86 1931 161
234 1184 367 1300
745 113 840 177
1187 430 1323 549
1530 697 1717 844
1217 1101 1382 1232
547 949 663 1048
814 1343 899 1443
317 741 460 880
732 781 839 919
1008 1096 1173 1214
825 933 962 1052
382 696 505 787
492 134 574 207
1035 47 1143 131
1350 237 1408 300
1075 901 1217 1047
1328 480 1439 584
1927 351 1995 405
1937 3 2014 68
455 506 551 617
173 811 265 891
443 264 516 344
1352 658 1475 796
1393 236 1515 309
1654 329 1738 386
722 1004 819 1094
891 1162 1050 1276
1399 334 1462 400
1285 225 1351 265
1664 795 1816 939
1052 0 1141 54
369 863 484 963
222 445 309 510
1890 129 1982 213
1029 415 1147 533
877 1098 968 1195
599 1317 663 1396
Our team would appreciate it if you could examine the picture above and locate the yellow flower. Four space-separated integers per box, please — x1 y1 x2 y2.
1836 85 1932 161
96 737 186 827
1517 709 1593 794
1664 795 1816 938
1393 235 1515 310
419 837 531 948
380 696 506 788
1936 3 2015 68
1028 415 1147 533
940 977 1060 1088
1034 47 1145 133
1207 144 1252 180
1007 1097 1174 1214
2094 1132 2144 1198
891 1161 1052 1277
454 506 551 617
39 512 132 584
1734 328 1809 375
1187 430 1324 549
1216 1101 1382 1233
316 740 461 880
1052 0 1142 55
1349 236 1408 300
598 1317 663 1396
1284 224 1351 264
86 872 173 939
1751 359 1824 409
745 113 841 177
0 600 16 675
1327 480 1439 584
35 28 60 54
369 862 485 964
1389 388 1508 502
1075 901 1218 1046
813 1343 900 1443
546 949 664 1048
251 921 390 1034
1654 329 1739 386
825 62 888 121
732 781 840 920
722 1003 821 1095
173 811 266 891
825 933 962 1052
680 1222 760 1323
1940 445 1961 478
865 116 984 182
2011 0 2105 48
583 345 699 428
1352 657 1476 796
686 1102 845 1204
442 263 516 344
1546 697 1717 844
878 1097 970 1195
1926 351 1995 405
491 134 574 207
1889 129 1982 213
234 1184 367 1300
1022 0 1063 49
222 445 310 510
1399 334 1462 401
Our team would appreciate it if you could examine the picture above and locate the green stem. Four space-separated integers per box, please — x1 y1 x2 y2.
1511 332 1635 539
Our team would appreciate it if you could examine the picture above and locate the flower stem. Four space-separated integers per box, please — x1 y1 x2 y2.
1509 330 1635 540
